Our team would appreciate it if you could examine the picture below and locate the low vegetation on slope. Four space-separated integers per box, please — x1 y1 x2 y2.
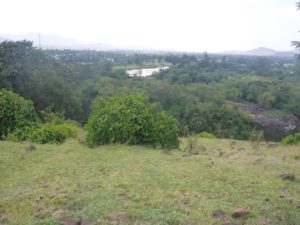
0 138 299 225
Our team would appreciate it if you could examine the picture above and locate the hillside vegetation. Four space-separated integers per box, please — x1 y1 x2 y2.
0 138 299 225
2 41 300 141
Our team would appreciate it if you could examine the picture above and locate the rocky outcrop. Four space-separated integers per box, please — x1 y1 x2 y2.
227 101 300 141
253 113 300 141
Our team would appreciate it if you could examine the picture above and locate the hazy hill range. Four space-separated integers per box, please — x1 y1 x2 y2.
0 33 296 56
0 33 115 50
0 33 164 51
221 47 296 57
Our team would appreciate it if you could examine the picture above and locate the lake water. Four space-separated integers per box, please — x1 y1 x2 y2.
126 67 169 77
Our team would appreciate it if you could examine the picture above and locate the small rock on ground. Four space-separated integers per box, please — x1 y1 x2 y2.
212 209 227 218
232 208 249 218
280 174 295 181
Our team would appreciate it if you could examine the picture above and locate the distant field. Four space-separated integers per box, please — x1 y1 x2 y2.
0 139 299 225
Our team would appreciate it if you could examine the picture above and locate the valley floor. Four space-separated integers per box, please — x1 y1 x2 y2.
0 139 299 225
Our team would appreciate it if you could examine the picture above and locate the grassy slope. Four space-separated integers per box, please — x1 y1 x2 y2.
0 139 299 225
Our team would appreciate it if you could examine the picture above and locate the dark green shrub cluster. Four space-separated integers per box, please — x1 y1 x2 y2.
28 123 77 144
0 89 37 140
281 132 300 145
86 94 179 149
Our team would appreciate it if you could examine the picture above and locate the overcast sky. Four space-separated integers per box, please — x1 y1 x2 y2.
1 0 300 52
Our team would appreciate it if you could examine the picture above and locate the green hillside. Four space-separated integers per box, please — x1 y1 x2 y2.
1 139 299 225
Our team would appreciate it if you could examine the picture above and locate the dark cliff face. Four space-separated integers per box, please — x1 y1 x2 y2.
227 101 300 141
253 114 300 141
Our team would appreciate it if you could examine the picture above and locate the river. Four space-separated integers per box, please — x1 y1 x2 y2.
126 67 169 77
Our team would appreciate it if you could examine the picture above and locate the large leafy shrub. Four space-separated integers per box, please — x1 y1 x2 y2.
86 94 179 149
0 89 37 139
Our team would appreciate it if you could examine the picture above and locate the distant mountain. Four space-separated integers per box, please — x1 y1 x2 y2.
221 47 296 57
0 33 175 52
247 47 276 55
0 33 116 50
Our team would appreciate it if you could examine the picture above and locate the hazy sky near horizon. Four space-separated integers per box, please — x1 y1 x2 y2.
1 0 300 52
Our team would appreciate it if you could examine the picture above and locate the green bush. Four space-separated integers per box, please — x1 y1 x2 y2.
28 123 77 144
6 126 34 142
29 124 65 144
151 112 179 148
281 132 300 145
54 123 77 138
0 89 37 140
86 94 179 149
196 132 216 139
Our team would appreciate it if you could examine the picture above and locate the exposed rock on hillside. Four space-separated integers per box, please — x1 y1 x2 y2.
227 101 300 141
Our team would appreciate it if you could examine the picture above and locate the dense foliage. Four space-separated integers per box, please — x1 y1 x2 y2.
181 103 254 139
28 122 77 144
0 89 37 139
1 40 300 141
86 94 179 149
0 41 82 121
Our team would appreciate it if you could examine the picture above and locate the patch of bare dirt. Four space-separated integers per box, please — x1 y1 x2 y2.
106 211 129 224
60 212 91 225
118 193 129 200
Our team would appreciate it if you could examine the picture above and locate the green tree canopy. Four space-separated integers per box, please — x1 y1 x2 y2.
0 40 82 121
